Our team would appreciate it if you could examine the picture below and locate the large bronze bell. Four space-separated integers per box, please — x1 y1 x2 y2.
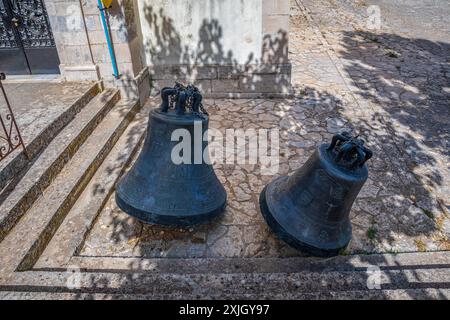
115 83 227 226
259 132 373 257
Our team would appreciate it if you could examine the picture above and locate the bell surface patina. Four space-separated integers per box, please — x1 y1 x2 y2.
115 83 227 226
259 132 373 257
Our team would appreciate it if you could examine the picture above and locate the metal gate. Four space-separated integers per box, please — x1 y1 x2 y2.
0 0 60 75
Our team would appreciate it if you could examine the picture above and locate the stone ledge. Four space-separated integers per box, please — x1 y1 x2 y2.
149 63 292 98
60 64 100 82
150 63 292 80
104 66 151 105
0 89 120 243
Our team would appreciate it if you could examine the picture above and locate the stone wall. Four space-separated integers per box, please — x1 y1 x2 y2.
44 0 290 99
45 0 98 81
45 0 150 103
137 0 292 98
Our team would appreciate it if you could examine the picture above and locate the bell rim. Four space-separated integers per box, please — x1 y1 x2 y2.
115 191 226 227
115 173 228 217
259 181 351 257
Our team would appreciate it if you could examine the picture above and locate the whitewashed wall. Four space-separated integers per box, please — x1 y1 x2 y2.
137 0 263 66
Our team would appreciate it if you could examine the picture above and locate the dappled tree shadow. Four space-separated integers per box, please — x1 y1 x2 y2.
339 30 449 189
334 30 449 235
73 80 448 298
142 4 290 97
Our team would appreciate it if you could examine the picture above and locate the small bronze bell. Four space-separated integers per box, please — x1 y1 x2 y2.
259 132 373 257
115 83 227 226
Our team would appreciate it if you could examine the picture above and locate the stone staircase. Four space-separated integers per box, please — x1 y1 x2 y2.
0 82 449 299
0 82 147 276
1 252 450 299
0 86 121 241
0 83 100 196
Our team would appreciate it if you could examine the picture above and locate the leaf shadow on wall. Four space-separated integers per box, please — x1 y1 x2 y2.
142 5 290 96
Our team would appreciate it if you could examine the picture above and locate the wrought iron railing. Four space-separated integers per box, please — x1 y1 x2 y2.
0 72 27 161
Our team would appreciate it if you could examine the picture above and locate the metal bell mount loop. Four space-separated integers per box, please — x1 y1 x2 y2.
327 131 373 168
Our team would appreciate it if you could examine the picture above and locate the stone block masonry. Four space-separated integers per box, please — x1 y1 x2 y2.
45 0 150 104
150 63 292 98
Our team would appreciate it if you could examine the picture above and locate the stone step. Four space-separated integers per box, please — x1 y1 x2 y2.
0 98 140 274
0 82 101 193
60 250 450 275
0 88 120 242
0 288 449 300
2 263 450 299
35 101 152 269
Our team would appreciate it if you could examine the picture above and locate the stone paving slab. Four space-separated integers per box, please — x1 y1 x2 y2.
67 251 450 274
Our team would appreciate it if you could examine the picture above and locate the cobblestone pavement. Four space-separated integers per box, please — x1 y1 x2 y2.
293 0 450 251
81 0 449 257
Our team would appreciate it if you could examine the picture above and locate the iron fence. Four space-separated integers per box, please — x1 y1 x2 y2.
0 72 27 161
